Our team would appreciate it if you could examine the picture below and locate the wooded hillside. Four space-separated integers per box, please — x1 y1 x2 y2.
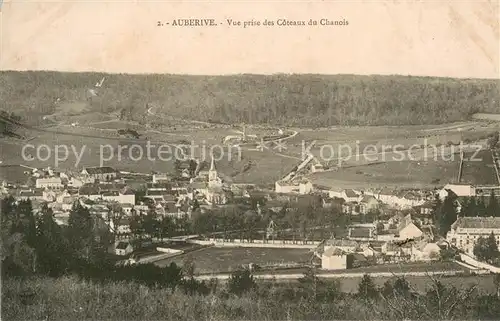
1 71 498 127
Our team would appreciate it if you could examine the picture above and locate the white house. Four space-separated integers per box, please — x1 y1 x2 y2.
36 177 63 189
323 239 359 253
152 173 170 184
441 184 476 199
81 167 118 181
298 180 313 194
115 241 134 256
16 189 44 201
275 180 300 194
42 189 57 202
447 217 500 256
412 242 441 261
100 191 135 205
321 247 348 270
122 203 134 215
374 189 426 209
381 241 413 260
67 177 87 188
206 187 228 205
342 189 360 203
329 187 344 199
311 163 324 173
359 195 380 214
397 214 423 240
110 218 132 236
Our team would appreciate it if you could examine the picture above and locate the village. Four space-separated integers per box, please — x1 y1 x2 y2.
2 145 500 275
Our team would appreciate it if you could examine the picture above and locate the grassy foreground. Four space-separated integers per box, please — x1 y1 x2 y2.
2 274 500 321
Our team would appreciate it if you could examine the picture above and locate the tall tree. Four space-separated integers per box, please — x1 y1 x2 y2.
67 202 94 260
158 216 175 241
35 204 70 276
432 195 443 223
488 131 499 150
357 274 379 300
461 197 477 217
487 191 499 217
14 200 37 248
473 232 500 263
182 255 196 278
0 197 36 276
436 195 458 237
106 202 125 238
478 197 488 217
227 268 256 296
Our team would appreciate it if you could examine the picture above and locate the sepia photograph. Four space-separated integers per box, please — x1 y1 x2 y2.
0 0 499 320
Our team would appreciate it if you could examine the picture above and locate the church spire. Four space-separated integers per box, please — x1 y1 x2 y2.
210 155 216 171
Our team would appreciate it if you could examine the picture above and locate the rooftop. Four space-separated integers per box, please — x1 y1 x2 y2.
349 227 372 239
360 195 377 204
323 246 345 257
116 241 129 250
325 239 359 248
83 167 117 175
397 214 414 232
452 217 500 230
344 189 358 198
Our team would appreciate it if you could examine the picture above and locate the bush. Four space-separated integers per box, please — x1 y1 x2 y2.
227 268 256 296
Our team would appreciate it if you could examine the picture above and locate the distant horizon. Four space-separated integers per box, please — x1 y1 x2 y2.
3 1 498 79
1 70 498 81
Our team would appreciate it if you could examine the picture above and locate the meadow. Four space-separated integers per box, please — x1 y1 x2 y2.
309 158 461 190
155 247 313 273
461 150 498 186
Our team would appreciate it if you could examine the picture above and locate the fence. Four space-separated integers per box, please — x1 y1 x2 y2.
188 238 320 249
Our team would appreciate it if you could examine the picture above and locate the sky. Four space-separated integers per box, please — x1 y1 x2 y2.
1 0 499 79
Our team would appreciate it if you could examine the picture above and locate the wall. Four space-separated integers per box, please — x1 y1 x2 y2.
321 254 347 270
133 251 184 264
156 247 184 254
460 253 500 273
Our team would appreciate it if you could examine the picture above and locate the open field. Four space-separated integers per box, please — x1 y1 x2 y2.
274 121 497 168
461 150 498 186
154 247 313 273
1 84 498 186
0 121 491 186
288 121 499 145
473 113 500 121
309 158 461 190
0 164 33 185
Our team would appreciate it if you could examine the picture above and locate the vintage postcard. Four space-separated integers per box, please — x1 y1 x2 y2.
1 1 499 320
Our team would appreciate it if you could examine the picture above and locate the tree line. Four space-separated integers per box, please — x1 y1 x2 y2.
1 71 498 127
110 193 353 244
432 191 500 238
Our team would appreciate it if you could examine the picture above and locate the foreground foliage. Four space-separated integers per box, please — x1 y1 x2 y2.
3 273 500 321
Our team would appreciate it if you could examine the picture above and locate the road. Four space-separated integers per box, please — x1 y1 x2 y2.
148 106 302 160
147 106 212 126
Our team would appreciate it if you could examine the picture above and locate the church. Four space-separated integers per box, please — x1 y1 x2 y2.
189 157 228 205
206 157 227 205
